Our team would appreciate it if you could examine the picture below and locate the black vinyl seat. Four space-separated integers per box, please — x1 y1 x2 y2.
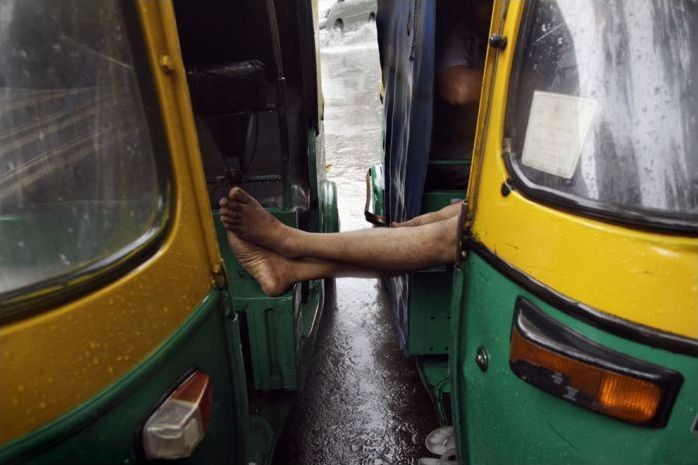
186 60 267 115
174 0 292 207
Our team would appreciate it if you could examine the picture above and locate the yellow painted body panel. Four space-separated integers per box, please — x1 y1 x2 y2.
0 1 223 444
467 1 698 339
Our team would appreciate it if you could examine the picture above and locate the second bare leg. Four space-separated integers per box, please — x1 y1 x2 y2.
286 216 458 272
220 187 459 271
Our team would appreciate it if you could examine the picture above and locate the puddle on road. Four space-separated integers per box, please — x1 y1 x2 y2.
273 24 439 465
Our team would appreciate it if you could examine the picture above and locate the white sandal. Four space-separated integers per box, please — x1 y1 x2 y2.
417 448 457 465
425 426 455 456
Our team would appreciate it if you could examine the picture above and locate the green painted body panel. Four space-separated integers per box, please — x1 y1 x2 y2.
0 290 249 465
407 268 453 355
242 293 299 390
213 202 333 463
420 191 463 214
451 253 698 465
213 211 324 392
416 357 451 424
405 191 463 356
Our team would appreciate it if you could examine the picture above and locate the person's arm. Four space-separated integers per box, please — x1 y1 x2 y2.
438 65 483 107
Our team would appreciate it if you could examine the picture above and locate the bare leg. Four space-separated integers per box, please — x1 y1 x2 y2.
392 202 461 228
286 217 457 271
228 231 390 297
220 188 458 271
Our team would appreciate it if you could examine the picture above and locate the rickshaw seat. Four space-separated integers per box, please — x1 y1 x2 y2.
186 60 267 115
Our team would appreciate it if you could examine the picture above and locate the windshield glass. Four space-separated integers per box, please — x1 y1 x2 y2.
505 0 698 230
0 1 167 305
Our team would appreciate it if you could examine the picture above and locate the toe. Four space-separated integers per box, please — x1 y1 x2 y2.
220 208 235 220
230 187 252 204
227 186 240 199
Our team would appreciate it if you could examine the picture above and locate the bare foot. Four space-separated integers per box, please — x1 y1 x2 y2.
226 230 293 297
219 187 299 257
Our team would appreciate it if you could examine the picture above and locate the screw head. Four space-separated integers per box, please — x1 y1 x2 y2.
501 182 511 197
160 55 174 74
489 34 507 50
475 346 489 372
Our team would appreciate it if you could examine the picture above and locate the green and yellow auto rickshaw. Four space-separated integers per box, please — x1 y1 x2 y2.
0 1 337 464
371 0 697 463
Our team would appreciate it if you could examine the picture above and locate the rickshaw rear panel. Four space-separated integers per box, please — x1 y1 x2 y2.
452 254 697 465
375 0 698 463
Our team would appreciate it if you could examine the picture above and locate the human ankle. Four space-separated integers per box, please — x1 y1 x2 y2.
276 228 304 259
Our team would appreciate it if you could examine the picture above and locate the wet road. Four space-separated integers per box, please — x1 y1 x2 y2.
273 25 439 465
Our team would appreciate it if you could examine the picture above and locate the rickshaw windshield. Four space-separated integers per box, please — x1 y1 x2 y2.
0 1 168 308
505 0 698 231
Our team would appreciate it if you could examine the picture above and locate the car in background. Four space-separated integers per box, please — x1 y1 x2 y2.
318 0 376 32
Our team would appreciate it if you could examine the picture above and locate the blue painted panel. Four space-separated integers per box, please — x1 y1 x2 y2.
377 0 436 348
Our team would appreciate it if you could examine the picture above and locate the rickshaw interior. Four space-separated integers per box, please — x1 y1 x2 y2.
426 0 492 191
173 0 317 218
171 1 334 460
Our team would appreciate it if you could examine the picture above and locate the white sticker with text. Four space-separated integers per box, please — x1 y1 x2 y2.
522 91 598 179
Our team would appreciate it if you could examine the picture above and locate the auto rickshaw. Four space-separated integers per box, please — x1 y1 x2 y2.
0 1 337 464
370 0 698 463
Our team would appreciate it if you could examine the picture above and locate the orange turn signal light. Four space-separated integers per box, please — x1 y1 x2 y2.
509 299 682 428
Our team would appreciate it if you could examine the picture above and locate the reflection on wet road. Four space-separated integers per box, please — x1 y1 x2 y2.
273 25 439 465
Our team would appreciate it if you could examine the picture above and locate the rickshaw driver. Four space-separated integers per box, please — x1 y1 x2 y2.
219 188 461 297
436 0 489 109
428 0 491 189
